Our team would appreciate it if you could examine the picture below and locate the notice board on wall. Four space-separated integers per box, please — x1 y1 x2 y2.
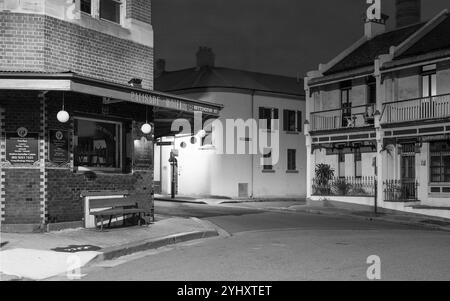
5 128 39 166
133 136 153 170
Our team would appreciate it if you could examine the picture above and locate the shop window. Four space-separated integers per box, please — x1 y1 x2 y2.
100 0 122 23
80 0 92 14
422 64 437 98
354 150 362 178
74 117 122 171
259 107 278 131
430 141 450 183
287 149 296 171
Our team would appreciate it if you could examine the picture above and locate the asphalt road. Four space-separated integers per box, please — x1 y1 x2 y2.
81 201 450 281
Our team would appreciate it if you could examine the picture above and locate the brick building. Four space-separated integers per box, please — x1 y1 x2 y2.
0 0 221 231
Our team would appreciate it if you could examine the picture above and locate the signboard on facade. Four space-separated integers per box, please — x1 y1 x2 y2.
133 136 153 170
5 128 39 166
49 130 69 166
130 92 220 115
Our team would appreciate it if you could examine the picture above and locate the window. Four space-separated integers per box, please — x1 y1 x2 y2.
430 141 450 183
263 148 272 171
283 110 296 132
81 0 92 14
422 65 437 98
367 76 376 104
259 107 278 131
74 117 122 170
283 110 302 132
354 150 362 178
100 0 122 23
340 82 352 127
338 151 345 178
287 149 296 171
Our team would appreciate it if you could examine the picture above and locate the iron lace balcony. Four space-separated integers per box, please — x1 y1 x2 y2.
382 93 450 124
310 104 376 132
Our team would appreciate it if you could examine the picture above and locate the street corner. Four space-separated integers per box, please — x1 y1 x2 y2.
0 248 101 281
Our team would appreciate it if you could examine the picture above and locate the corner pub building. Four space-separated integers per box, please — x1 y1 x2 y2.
0 0 222 232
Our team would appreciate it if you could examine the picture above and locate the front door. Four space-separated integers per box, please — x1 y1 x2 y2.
400 144 417 200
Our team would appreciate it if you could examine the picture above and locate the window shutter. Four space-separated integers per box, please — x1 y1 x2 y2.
283 110 289 131
297 111 302 132
259 107 265 119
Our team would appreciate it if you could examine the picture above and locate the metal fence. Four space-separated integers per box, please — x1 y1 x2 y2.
383 179 419 202
312 176 376 197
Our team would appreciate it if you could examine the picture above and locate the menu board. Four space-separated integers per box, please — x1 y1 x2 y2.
5 128 39 166
133 136 153 169
49 130 69 165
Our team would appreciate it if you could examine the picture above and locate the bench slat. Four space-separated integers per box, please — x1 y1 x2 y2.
89 198 137 209
91 208 147 217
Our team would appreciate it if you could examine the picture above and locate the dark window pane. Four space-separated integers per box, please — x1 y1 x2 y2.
100 0 121 23
81 0 91 14
75 119 120 168
287 149 296 171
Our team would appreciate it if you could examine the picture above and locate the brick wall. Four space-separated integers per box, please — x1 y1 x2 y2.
127 0 152 24
0 91 154 225
0 12 154 89
0 92 42 224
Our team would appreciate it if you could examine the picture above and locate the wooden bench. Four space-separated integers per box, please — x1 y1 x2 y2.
82 191 154 231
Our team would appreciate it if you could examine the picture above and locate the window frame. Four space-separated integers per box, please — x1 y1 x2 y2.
429 141 450 184
354 149 362 178
79 0 125 26
287 149 297 172
259 107 278 131
421 64 437 98
73 116 123 173
262 148 273 171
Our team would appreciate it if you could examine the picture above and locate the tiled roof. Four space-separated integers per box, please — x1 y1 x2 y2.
324 22 425 76
155 66 305 96
397 14 450 59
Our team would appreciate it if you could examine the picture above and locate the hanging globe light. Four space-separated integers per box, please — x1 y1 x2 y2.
57 110 70 123
141 123 152 134
57 92 70 123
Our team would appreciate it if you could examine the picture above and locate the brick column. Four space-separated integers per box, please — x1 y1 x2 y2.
39 95 48 224
0 106 5 224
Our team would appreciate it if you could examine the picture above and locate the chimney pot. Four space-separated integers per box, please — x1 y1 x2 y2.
196 47 215 68
155 59 166 78
396 0 421 28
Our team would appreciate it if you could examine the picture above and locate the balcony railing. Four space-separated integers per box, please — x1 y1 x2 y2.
382 93 450 124
312 176 376 197
383 179 419 202
310 104 375 131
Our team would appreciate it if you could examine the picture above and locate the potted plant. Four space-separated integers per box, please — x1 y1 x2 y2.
314 164 335 195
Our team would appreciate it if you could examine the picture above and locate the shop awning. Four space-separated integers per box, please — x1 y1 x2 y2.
0 71 223 137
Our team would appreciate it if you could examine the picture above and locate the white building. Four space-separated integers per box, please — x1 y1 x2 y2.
305 0 450 219
154 48 306 199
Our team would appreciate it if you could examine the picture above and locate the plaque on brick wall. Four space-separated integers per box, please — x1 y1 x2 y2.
133 136 153 170
49 130 69 166
5 128 39 166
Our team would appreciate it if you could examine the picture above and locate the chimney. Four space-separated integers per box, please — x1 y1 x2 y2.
155 59 166 78
364 14 389 39
396 0 421 28
196 47 215 69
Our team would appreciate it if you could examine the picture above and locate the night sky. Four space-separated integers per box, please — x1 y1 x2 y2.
152 0 449 78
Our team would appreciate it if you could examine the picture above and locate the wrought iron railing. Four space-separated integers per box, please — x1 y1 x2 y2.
382 93 450 124
383 179 419 202
312 176 376 197
310 104 376 131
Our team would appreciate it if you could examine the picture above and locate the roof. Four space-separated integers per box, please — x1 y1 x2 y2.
155 66 305 97
324 22 425 76
398 14 450 59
